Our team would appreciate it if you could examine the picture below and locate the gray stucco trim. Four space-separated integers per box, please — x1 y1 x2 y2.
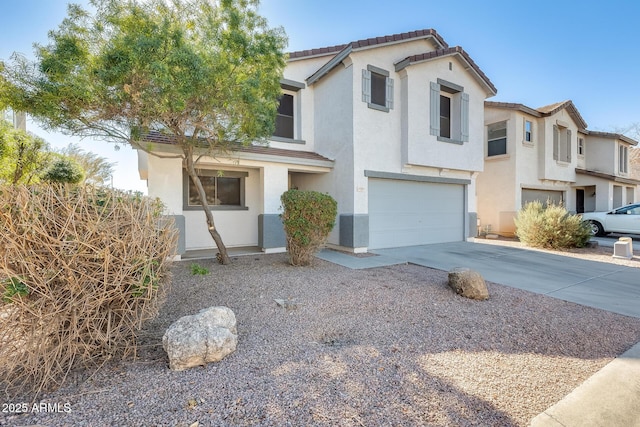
280 78 305 91
367 64 390 77
339 214 369 248
307 45 353 85
258 214 287 249
269 136 306 145
163 215 186 255
468 212 477 238
364 170 471 185
437 136 464 145
368 103 390 113
437 78 464 94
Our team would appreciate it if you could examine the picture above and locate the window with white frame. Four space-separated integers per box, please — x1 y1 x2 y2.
272 79 305 142
430 79 469 143
524 120 533 143
553 125 572 163
184 170 248 210
362 65 394 112
487 121 507 156
578 137 585 156
274 93 294 139
619 144 629 174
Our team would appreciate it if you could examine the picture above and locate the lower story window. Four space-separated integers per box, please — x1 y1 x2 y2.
184 170 248 209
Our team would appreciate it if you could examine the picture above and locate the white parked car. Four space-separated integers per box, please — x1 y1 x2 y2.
581 203 640 236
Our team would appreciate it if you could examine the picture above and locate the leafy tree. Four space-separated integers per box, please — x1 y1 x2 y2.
0 120 51 184
42 156 84 184
1 0 287 264
58 143 115 186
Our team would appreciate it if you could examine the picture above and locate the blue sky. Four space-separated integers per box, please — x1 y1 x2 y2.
1 0 639 192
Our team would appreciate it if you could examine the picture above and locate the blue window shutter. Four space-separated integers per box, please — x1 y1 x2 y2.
430 82 440 136
385 77 394 110
553 125 559 160
461 92 469 142
362 69 371 103
566 129 572 162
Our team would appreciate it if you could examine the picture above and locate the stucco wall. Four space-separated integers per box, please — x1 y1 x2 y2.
538 109 579 183
477 109 517 234
585 136 616 175
398 56 486 174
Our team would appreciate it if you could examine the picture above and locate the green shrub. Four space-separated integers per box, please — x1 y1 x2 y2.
514 200 592 249
1 277 29 303
41 157 84 184
190 263 210 275
0 185 177 397
280 189 337 266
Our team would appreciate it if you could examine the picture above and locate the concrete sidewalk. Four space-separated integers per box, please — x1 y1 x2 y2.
530 341 640 427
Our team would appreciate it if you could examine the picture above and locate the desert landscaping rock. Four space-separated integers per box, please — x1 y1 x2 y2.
4 253 640 427
448 267 489 300
162 306 238 371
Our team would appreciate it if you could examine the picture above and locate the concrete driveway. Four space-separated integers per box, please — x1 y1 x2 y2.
319 242 640 318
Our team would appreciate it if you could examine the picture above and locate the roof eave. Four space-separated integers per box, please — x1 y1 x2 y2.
396 49 497 97
306 45 352 86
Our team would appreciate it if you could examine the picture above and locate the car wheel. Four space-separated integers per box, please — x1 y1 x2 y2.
589 220 606 237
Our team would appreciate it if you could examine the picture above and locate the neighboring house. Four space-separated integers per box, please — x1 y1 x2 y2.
138 29 497 256
477 101 639 236
575 131 639 212
1 108 26 130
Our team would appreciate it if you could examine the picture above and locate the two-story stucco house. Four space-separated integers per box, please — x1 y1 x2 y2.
477 101 639 236
137 29 497 256
575 131 639 213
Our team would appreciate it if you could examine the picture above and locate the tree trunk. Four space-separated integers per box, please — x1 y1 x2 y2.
183 148 232 265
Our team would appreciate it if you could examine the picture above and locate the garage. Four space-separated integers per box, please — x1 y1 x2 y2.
521 189 564 207
368 178 465 249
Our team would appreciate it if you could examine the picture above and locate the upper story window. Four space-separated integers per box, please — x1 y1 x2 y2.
430 79 469 144
553 124 572 163
487 121 507 156
274 94 294 139
619 144 629 174
362 65 394 112
524 120 533 143
578 137 585 156
272 79 305 143
440 95 451 139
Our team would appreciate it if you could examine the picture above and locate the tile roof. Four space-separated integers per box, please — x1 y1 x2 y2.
486 100 588 130
288 28 447 60
395 46 497 95
576 168 640 185
142 131 334 163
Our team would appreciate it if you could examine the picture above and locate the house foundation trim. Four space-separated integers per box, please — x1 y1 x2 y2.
163 215 186 255
258 214 286 250
339 214 369 248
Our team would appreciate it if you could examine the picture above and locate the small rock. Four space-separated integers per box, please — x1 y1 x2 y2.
448 268 489 300
163 306 237 371
274 298 301 310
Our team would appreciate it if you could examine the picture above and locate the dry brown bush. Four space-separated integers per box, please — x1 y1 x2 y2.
0 185 177 398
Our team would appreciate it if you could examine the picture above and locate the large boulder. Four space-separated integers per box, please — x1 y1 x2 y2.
448 268 489 300
162 306 238 371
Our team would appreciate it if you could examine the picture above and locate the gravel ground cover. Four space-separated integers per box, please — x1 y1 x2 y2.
3 252 640 427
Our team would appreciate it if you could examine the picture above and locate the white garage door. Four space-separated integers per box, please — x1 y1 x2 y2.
368 178 465 249
521 189 563 207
